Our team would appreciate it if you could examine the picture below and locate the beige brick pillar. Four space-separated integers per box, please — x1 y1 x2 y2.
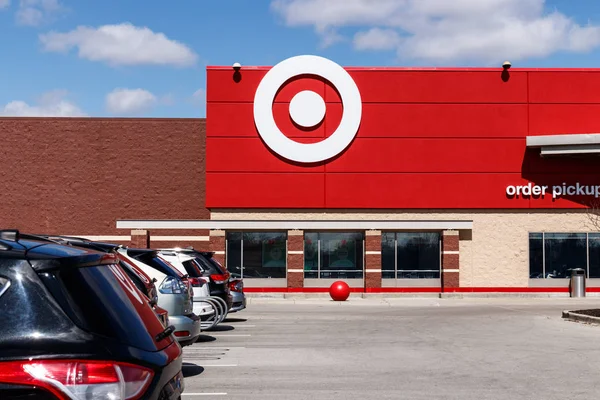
287 230 304 289
441 230 460 290
209 230 226 266
365 230 382 291
130 229 150 248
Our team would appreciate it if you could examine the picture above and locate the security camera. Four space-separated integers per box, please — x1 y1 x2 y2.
502 61 511 69
233 62 241 70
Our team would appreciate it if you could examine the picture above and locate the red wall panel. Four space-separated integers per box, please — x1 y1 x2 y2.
207 103 327 138
206 173 325 208
207 138 325 172
325 173 531 209
206 65 600 210
325 71 528 103
324 103 528 138
325 139 525 173
210 102 528 139
529 104 600 135
529 71 600 103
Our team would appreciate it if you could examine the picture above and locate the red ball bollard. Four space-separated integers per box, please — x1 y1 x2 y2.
329 281 350 301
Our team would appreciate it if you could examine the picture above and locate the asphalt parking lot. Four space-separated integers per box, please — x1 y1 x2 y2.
181 297 600 399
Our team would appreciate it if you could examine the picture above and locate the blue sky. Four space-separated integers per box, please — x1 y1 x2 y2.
1 0 600 118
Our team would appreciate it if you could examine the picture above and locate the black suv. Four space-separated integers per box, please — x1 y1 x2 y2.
0 231 184 400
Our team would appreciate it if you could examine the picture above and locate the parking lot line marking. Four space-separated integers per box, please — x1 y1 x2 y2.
208 334 252 337
187 364 238 367
182 393 227 396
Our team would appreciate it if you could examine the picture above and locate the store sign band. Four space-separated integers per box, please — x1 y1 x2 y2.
506 183 600 200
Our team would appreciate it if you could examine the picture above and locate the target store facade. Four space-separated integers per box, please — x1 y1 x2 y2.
115 55 600 296
6 54 600 296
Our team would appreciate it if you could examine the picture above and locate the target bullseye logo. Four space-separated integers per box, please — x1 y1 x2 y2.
253 55 362 163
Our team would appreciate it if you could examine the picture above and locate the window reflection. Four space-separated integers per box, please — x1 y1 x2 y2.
226 232 287 279
528 233 543 279
226 232 242 278
381 232 440 279
529 232 589 279
589 233 600 279
304 233 319 279
303 232 364 279
381 232 395 279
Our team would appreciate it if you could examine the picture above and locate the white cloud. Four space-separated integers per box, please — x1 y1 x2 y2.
39 22 198 67
106 88 157 115
354 28 400 51
17 0 65 27
0 90 86 117
270 0 600 64
0 0 10 10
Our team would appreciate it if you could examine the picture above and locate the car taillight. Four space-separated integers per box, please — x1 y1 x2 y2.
229 280 243 292
0 360 153 400
188 277 204 286
159 276 186 294
210 274 227 284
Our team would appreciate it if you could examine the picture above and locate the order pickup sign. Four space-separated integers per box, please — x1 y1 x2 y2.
506 183 600 200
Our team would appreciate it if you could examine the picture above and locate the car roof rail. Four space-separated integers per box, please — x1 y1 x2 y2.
127 248 158 258
0 230 20 242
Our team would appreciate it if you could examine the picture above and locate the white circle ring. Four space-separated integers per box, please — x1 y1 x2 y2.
253 55 362 163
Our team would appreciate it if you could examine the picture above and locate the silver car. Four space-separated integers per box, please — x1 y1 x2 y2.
228 278 246 313
118 248 202 347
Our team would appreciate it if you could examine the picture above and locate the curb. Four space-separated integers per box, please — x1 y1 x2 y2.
562 310 600 325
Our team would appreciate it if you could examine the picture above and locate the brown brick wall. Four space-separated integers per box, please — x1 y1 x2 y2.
365 230 382 289
287 272 304 288
0 117 209 235
287 230 304 288
442 230 460 289
287 233 304 252
442 253 459 269
442 233 459 252
442 272 459 287
131 230 150 248
209 231 226 265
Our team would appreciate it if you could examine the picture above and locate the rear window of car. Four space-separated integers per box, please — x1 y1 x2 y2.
207 256 228 275
53 264 172 352
134 253 185 278
182 259 204 277
192 254 220 275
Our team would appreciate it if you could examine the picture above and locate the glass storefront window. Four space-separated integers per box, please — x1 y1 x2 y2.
529 232 592 279
589 233 600 279
528 233 543 279
226 232 242 278
544 233 586 278
381 233 395 279
303 232 364 279
382 232 441 279
226 232 287 279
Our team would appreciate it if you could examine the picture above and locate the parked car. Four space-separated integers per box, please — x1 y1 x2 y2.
159 251 228 329
160 247 235 313
41 236 171 328
228 276 247 313
0 230 185 399
198 250 245 313
118 248 202 347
